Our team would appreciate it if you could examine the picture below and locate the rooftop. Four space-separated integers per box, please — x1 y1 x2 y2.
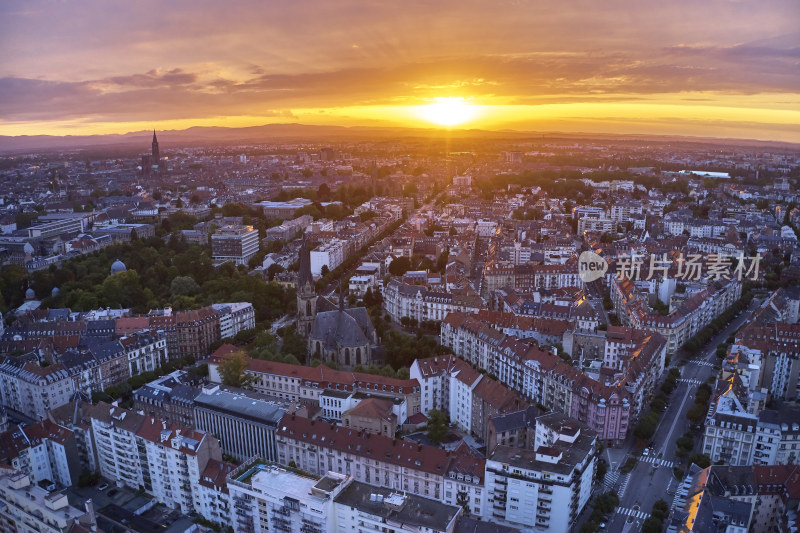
334 480 460 531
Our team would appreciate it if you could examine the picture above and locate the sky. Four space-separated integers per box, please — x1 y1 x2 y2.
1 0 799 141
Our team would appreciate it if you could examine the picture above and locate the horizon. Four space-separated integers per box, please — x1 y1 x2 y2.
1 1 798 143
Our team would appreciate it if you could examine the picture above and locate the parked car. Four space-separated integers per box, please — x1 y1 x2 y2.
98 482 109 491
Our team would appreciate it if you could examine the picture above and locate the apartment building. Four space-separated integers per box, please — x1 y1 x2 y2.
195 458 235 530
335 480 461 533
208 345 421 416
703 380 800 466
440 313 664 446
0 357 74 420
736 321 800 400
612 277 742 355
132 370 200 428
669 465 800 533
485 413 597 532
0 419 80 488
383 279 484 324
174 307 220 360
409 355 526 441
227 463 348 533
211 302 256 340
119 331 167 377
0 469 96 533
85 402 222 514
277 414 450 501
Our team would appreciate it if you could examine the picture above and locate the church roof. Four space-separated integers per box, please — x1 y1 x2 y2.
310 307 375 349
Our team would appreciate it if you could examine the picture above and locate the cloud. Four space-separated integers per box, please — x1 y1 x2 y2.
0 0 798 137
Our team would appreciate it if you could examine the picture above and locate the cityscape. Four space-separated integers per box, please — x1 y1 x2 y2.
0 2 799 533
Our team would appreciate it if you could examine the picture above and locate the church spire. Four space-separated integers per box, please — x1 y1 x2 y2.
298 236 313 289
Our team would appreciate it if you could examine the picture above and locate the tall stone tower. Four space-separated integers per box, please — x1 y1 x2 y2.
151 130 160 170
296 237 316 336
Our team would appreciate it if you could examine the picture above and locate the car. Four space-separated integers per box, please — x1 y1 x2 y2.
643 448 650 456
98 482 109 491
108 489 118 497
599 523 606 529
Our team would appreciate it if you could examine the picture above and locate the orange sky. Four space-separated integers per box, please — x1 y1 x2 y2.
1 1 799 141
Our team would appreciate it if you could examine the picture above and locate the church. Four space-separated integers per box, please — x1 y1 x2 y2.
296 239 378 368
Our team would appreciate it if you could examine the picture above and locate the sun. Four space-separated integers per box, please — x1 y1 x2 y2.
417 97 478 127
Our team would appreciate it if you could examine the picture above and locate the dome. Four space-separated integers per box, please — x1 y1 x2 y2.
25 288 35 300
110 259 127 274
51 287 60 297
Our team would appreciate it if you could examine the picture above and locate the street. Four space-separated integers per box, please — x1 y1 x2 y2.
598 297 759 532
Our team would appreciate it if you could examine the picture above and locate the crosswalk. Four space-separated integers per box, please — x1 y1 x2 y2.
639 455 676 468
615 506 651 520
687 359 715 368
677 378 703 386
603 469 620 491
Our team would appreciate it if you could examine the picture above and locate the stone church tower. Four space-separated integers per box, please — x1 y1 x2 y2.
296 238 316 336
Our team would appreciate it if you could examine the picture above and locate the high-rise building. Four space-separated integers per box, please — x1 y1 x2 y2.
211 225 259 266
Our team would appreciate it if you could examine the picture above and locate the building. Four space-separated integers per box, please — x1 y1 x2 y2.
194 458 235 529
227 462 348 533
174 307 220 360
310 238 347 276
277 414 451 500
193 384 286 463
308 297 379 369
335 480 462 533
484 413 597 532
212 302 256 340
384 279 484 324
0 357 74 420
132 370 200 428
209 345 422 416
211 225 259 266
86 402 222 514
0 419 80 488
0 468 96 533
119 331 168 377
341 397 397 437
612 277 742 355
669 464 800 533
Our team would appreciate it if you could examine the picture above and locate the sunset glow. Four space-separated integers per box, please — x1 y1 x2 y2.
416 98 480 127
0 1 798 141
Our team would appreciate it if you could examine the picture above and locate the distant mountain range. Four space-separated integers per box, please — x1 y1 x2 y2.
1 123 797 153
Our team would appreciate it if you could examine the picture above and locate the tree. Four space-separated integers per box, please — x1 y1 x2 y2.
320 265 330 277
456 489 470 516
426 409 449 444
318 183 331 201
634 412 659 440
595 459 608 481
686 403 707 425
170 275 200 296
641 517 664 533
218 350 252 388
651 499 669 522
689 453 711 469
389 256 412 276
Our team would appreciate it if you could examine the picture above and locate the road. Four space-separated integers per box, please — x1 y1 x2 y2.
599 297 760 532
320 192 446 298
